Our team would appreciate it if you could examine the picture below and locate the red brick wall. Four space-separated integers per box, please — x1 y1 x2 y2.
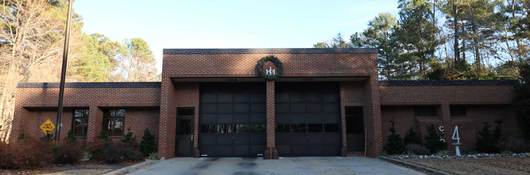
11 86 160 143
163 53 373 78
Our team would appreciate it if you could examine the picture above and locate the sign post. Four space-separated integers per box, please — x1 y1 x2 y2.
452 125 462 157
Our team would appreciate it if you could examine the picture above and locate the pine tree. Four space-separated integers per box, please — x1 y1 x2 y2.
140 129 157 156
424 124 446 154
384 120 405 155
404 128 422 145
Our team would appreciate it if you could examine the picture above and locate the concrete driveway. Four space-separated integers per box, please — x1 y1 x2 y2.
129 157 424 175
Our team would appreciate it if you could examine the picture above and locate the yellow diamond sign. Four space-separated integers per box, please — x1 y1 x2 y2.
40 119 55 135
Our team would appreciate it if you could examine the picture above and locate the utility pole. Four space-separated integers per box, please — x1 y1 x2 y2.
55 0 74 141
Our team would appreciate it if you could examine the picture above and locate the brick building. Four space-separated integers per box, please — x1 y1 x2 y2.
11 48 518 159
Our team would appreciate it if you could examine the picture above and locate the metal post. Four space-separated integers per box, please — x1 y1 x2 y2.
55 0 74 141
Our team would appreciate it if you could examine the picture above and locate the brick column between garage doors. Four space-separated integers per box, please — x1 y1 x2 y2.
265 80 278 159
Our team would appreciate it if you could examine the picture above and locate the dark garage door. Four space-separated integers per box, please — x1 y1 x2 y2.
199 83 266 157
276 82 341 156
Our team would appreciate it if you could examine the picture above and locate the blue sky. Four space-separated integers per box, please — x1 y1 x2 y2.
75 0 398 69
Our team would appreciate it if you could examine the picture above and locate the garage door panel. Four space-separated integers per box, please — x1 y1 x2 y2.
200 83 265 157
250 114 265 123
216 114 232 123
202 104 217 113
276 82 340 156
250 104 265 112
200 114 216 123
234 104 250 113
217 104 233 113
232 114 249 123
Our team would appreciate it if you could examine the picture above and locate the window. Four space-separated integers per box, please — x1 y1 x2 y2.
307 124 323 132
72 109 89 137
414 106 437 116
103 109 126 136
450 106 466 116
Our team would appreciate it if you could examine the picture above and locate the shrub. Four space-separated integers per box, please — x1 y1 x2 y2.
405 144 430 155
140 129 157 156
498 137 530 153
404 128 422 145
424 124 446 154
0 139 53 169
476 121 502 153
66 130 76 144
383 120 404 155
89 130 143 164
52 142 83 164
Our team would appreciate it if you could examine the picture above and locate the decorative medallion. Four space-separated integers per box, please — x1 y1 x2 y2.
256 56 283 81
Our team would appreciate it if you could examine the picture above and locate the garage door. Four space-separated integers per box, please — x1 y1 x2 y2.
199 83 266 157
276 82 341 156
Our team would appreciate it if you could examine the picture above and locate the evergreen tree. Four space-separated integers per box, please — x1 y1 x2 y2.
515 61 530 140
476 122 502 153
140 129 157 156
424 124 446 154
121 128 136 145
404 128 422 145
383 120 405 154
395 0 439 78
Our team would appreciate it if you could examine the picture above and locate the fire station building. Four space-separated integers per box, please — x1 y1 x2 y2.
11 48 518 159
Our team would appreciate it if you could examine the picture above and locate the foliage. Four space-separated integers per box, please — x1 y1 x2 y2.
405 144 430 155
424 124 446 154
314 0 529 81
404 128 422 145
383 121 405 155
66 130 76 144
476 121 502 153
90 130 143 164
0 139 53 169
255 56 283 81
140 129 157 156
121 128 136 145
514 61 530 140
52 142 84 164
147 152 160 160
497 137 530 153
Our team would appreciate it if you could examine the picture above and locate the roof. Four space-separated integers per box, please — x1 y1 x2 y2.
379 80 518 86
17 82 161 88
163 48 378 54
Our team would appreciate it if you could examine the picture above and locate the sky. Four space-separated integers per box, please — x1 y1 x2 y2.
74 0 399 70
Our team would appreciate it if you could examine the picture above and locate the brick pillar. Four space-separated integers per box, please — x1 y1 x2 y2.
264 81 278 159
440 102 453 151
339 83 348 156
159 77 176 158
86 106 103 142
365 56 382 157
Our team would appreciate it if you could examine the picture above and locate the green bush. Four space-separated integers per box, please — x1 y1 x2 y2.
140 129 157 156
404 128 422 145
52 142 83 164
383 121 404 155
476 121 502 153
89 130 143 164
424 124 446 154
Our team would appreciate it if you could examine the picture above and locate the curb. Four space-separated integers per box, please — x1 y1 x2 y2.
379 156 453 175
103 159 159 175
